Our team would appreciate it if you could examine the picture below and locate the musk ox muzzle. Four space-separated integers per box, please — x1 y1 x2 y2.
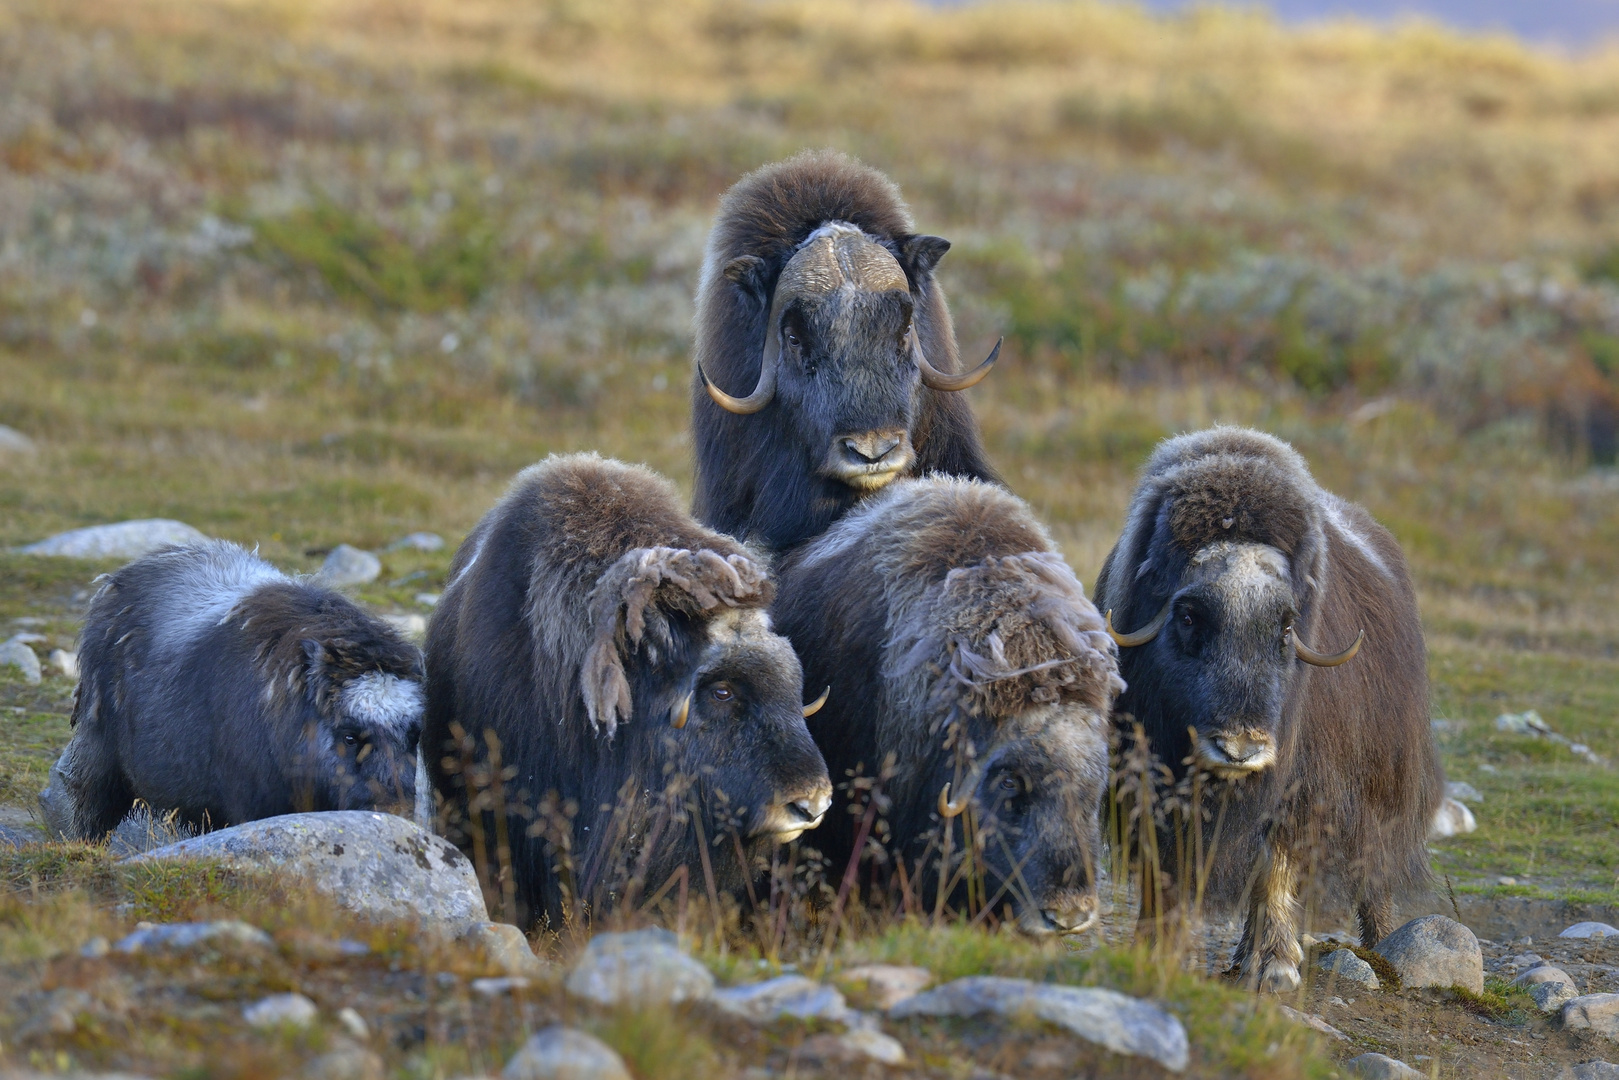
821 427 915 490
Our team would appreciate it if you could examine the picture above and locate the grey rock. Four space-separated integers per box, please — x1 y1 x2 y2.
38 754 75 839
1564 922 1619 939
1530 981 1579 1012
711 975 851 1024
1445 781 1483 803
1318 948 1380 990
49 648 78 678
1517 965 1578 989
304 1047 384 1080
0 638 42 684
1277 1004 1348 1041
415 592 441 608
1374 914 1484 992
889 976 1189 1073
0 822 43 848
115 920 273 954
0 423 37 454
1345 1052 1424 1079
1569 1063 1619 1079
1564 994 1619 1039
79 937 110 957
319 544 381 586
462 921 546 977
471 976 533 997
387 532 444 553
502 1026 631 1080
564 928 715 1007
129 811 487 930
839 963 933 1009
20 519 207 559
798 1029 908 1065
243 993 318 1029
336 1007 370 1041
1429 796 1476 837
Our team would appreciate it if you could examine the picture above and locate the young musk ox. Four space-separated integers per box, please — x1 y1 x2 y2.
1092 427 1441 992
772 477 1123 935
53 540 422 839
422 454 833 928
691 149 1001 549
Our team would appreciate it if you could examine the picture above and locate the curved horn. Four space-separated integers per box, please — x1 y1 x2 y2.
914 333 1000 392
1290 626 1364 667
938 781 969 819
802 685 830 718
1106 601 1172 648
671 692 692 729
699 355 778 415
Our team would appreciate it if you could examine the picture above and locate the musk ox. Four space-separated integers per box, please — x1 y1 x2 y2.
772 477 1123 935
691 149 1001 549
52 540 422 839
1093 427 1441 992
422 453 833 927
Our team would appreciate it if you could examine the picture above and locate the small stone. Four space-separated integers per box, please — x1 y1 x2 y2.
337 1007 370 1041
502 1026 631 1080
838 964 933 1009
1345 1052 1424 1079
564 928 715 1007
1373 915 1484 993
382 613 428 639
1498 876 1518 886
1517 965 1577 989
115 919 274 954
1564 994 1619 1039
1564 922 1619 940
0 423 37 455
1569 1063 1619 1080
1505 952 1545 970
1429 797 1476 837
711 975 850 1024
0 638 42 684
415 592 441 608
80 936 110 958
1318 949 1380 990
1445 781 1483 803
471 976 533 997
799 1028 908 1065
19 519 207 559
304 1047 385 1080
387 532 445 553
49 648 78 678
890 976 1188 1073
1529 981 1578 1012
1277 1004 1348 1041
243 992 318 1029
319 544 381 586
463 921 547 977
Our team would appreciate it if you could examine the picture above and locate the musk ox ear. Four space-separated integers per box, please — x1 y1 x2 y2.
579 545 772 737
897 234 951 284
723 255 770 309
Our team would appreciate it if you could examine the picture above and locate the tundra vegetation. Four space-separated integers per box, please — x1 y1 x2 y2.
1 0 1618 1077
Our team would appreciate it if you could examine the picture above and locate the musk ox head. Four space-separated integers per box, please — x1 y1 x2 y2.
579 545 832 843
1097 428 1364 779
700 222 997 494
298 634 422 816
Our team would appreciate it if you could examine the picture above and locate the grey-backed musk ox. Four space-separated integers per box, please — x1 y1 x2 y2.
1093 426 1441 992
772 477 1123 935
422 453 833 928
691 149 1001 549
53 540 422 839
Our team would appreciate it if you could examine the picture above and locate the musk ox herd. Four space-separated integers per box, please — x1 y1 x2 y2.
41 150 1442 992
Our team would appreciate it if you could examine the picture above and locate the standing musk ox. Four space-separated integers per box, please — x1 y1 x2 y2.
773 477 1123 935
422 454 833 928
1093 427 1441 992
691 149 1001 549
53 540 422 839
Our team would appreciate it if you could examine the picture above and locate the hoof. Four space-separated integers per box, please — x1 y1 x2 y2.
1259 960 1301 994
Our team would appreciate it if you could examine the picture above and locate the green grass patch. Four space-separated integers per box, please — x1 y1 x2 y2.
1443 976 1535 1024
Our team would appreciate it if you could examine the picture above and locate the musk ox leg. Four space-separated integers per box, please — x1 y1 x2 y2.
56 732 135 841
1356 891 1394 949
1234 845 1303 993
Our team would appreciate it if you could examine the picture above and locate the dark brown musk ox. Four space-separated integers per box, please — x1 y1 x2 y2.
690 149 1002 549
772 477 1124 935
1092 427 1441 992
422 453 833 928
48 540 422 839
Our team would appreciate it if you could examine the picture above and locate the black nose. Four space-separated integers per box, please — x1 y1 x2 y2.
842 435 902 465
787 799 817 823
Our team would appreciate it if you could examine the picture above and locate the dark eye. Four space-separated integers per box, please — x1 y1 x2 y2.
343 732 359 746
710 683 734 702
785 332 800 350
1181 612 1194 628
998 774 1021 795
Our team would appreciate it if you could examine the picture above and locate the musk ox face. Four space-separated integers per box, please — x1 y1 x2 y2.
951 705 1110 936
317 667 422 815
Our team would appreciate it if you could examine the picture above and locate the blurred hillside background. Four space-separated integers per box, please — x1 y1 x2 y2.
1 0 1617 903
1139 0 1619 48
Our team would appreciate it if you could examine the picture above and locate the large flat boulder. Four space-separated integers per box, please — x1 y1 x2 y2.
19 519 207 559
127 811 486 931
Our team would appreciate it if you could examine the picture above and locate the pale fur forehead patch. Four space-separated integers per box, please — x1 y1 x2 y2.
1187 541 1292 616
339 673 424 732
